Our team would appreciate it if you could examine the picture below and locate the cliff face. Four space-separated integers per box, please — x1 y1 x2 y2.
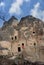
0 16 18 41
2 16 18 29
18 15 43 27
0 15 44 42
18 16 44 40
0 16 44 62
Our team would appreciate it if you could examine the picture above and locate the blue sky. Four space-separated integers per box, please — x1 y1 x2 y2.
0 0 44 27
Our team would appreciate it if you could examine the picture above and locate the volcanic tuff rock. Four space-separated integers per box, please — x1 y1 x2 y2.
0 15 44 41
2 16 18 30
0 15 44 62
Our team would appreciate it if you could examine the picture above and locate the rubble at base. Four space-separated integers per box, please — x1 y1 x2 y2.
0 56 44 65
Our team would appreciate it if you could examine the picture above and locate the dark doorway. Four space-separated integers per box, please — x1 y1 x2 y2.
18 47 21 52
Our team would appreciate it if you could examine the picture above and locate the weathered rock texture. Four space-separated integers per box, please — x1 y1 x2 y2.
0 15 44 62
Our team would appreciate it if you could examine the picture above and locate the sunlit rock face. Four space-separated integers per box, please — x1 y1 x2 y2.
0 15 44 62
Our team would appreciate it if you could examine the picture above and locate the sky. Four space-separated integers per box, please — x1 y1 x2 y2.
0 0 44 27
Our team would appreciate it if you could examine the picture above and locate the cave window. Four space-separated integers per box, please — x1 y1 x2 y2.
15 36 17 40
18 47 21 52
11 37 13 40
33 32 35 34
22 43 24 46
34 43 36 46
22 43 24 48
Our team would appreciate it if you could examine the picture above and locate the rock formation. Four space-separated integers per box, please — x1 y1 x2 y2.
0 15 44 62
